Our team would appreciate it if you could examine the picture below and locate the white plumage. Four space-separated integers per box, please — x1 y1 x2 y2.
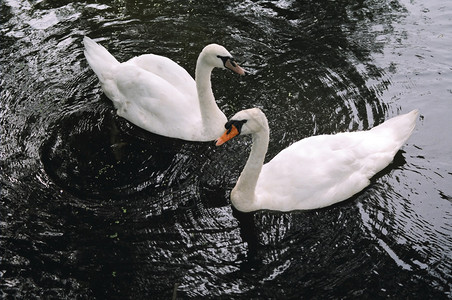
83 36 244 141
216 108 419 212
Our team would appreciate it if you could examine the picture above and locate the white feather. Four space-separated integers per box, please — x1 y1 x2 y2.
221 108 419 212
83 37 244 141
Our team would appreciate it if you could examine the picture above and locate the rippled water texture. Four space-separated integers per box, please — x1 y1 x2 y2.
1 0 451 298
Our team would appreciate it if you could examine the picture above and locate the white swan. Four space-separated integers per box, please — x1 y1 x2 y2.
216 108 419 212
83 37 245 141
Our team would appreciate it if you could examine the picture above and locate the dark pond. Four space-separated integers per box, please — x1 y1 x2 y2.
1 0 451 298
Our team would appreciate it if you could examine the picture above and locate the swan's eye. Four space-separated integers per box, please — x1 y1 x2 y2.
217 55 234 67
225 119 247 134
225 120 232 130
217 55 228 63
225 121 233 134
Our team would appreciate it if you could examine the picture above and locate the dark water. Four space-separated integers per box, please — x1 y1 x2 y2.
1 0 451 298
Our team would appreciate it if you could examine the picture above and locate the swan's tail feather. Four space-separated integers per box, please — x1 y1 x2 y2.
367 109 419 166
358 109 419 178
83 36 120 82
372 109 419 148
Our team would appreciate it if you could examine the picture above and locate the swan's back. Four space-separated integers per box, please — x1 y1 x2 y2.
128 55 197 99
83 37 196 98
255 109 419 211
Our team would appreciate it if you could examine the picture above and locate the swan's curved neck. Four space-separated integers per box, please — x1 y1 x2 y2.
231 126 269 212
195 58 225 135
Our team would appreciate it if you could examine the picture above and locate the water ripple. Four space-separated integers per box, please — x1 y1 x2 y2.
1 0 451 298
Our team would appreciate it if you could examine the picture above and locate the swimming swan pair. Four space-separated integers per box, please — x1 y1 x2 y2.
83 37 419 212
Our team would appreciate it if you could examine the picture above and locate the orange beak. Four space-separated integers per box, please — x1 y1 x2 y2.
225 59 245 75
215 125 240 146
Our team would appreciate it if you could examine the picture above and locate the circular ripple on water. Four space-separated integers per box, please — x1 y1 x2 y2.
40 106 206 200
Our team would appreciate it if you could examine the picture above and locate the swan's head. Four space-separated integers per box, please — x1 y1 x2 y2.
215 108 268 146
200 44 245 75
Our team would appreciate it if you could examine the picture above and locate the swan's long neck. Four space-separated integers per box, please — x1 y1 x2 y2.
231 127 269 212
195 58 226 138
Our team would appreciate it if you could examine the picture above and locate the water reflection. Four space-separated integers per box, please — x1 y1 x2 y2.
40 106 205 200
1 0 451 298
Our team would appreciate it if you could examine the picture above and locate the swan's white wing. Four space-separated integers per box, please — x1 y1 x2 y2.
128 54 197 100
255 132 389 211
108 63 201 139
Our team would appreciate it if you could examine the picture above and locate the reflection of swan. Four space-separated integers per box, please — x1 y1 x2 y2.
83 37 245 141
216 108 419 212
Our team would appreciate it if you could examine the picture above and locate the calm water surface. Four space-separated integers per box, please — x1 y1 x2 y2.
1 0 451 298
